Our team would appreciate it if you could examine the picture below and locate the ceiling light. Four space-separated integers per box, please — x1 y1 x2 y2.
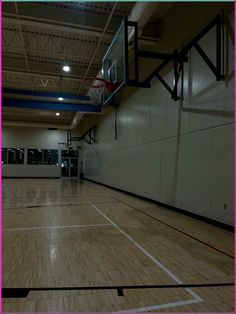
62 65 70 72
58 97 64 101
56 112 60 116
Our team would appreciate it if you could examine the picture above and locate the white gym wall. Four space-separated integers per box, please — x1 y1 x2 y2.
83 13 234 226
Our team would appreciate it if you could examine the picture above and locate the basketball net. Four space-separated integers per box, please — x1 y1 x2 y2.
86 77 116 105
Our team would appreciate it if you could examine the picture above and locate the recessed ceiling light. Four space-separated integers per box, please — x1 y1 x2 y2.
56 112 60 116
58 97 64 101
62 65 70 72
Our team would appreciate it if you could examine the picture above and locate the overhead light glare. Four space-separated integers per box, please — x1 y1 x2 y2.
56 112 60 116
63 65 70 72
58 97 64 101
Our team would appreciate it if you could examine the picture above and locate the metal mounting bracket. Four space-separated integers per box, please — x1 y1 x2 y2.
138 14 224 101
66 127 97 146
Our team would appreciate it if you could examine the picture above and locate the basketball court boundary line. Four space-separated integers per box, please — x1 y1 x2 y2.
116 298 202 313
112 196 234 259
2 223 112 232
90 203 204 309
2 201 119 211
2 282 233 298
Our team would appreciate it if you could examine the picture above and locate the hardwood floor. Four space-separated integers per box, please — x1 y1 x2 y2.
2 178 234 312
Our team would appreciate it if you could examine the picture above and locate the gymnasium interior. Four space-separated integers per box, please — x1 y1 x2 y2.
2 1 234 312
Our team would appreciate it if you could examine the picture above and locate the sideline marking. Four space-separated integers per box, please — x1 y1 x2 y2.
3 223 112 231
113 197 234 259
90 203 203 305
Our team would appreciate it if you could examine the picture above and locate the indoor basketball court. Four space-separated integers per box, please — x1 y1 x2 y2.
2 1 234 313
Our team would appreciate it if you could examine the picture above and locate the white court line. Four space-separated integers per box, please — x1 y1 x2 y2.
90 203 203 312
2 223 112 232
116 297 203 313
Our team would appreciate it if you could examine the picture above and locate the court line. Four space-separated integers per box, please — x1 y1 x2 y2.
2 223 112 232
116 298 202 313
112 197 234 259
90 203 203 305
2 180 18 188
2 282 233 298
2 201 119 211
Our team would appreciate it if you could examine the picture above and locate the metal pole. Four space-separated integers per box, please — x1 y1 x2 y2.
216 16 222 81
134 22 139 83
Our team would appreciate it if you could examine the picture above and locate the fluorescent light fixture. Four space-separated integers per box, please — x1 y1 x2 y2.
62 65 70 72
58 97 64 101
56 112 60 116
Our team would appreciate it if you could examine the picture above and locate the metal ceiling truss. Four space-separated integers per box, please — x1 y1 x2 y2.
3 26 107 62
3 52 101 70
38 2 133 19
126 14 224 101
2 70 84 93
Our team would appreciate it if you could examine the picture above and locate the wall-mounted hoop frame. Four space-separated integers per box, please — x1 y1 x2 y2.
101 14 225 105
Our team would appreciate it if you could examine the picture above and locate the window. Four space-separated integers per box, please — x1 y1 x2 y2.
2 148 8 164
8 148 24 164
43 149 58 165
62 150 79 158
27 149 43 165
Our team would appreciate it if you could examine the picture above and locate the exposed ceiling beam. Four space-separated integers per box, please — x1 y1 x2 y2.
3 46 97 63
14 3 34 90
2 68 83 82
3 14 159 47
2 14 114 39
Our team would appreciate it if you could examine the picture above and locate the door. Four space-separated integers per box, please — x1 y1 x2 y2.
70 158 78 177
61 157 79 177
61 158 70 177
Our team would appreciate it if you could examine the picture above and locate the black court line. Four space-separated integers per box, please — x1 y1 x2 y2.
112 197 234 260
84 178 233 231
2 283 234 298
2 201 119 211
2 181 18 188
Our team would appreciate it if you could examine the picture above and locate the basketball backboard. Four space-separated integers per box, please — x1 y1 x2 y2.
102 18 128 105
101 18 150 106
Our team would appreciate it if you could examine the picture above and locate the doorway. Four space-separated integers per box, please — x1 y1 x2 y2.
61 157 79 177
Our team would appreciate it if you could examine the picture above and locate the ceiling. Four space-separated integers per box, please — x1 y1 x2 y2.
2 2 136 127
2 2 233 132
2 2 136 93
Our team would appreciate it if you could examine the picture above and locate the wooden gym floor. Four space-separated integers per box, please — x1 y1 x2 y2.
2 178 234 312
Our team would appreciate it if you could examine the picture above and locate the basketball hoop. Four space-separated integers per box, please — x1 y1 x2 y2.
58 142 68 150
86 77 116 105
